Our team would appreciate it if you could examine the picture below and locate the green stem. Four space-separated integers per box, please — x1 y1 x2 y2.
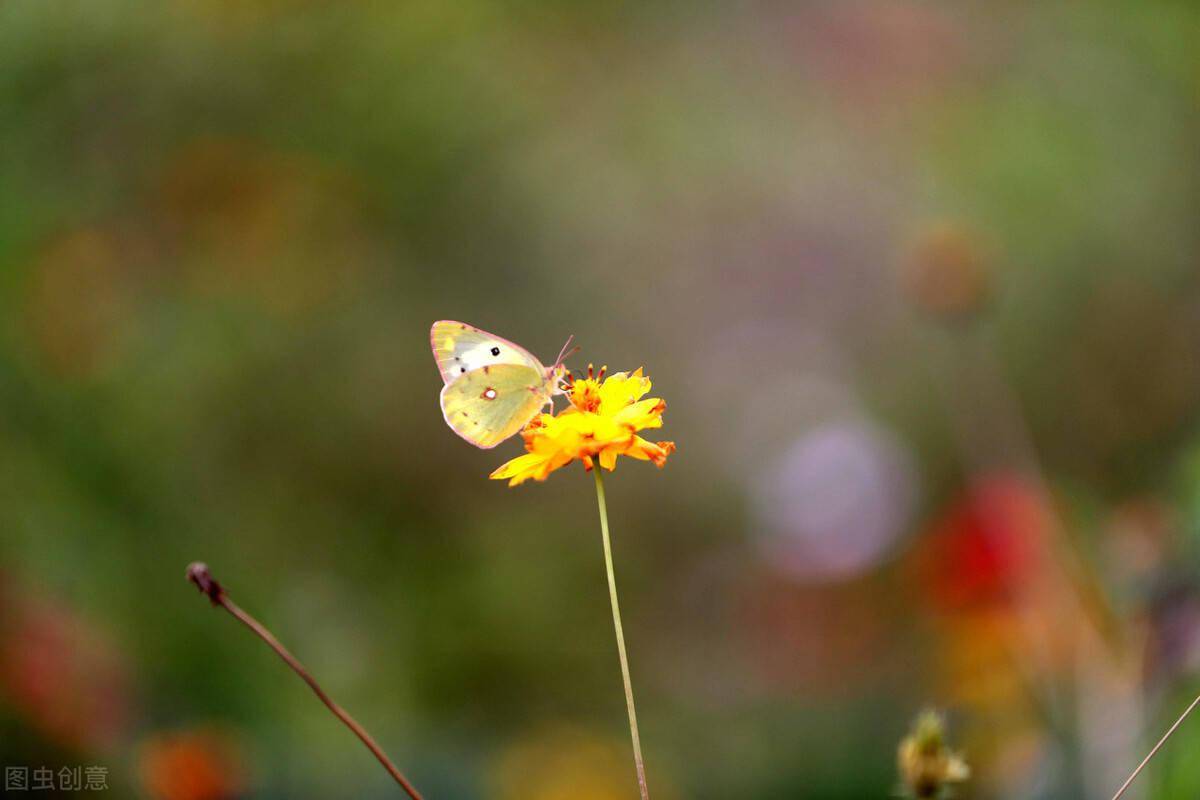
593 467 650 800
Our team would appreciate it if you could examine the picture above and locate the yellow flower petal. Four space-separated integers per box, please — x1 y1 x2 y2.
598 447 620 471
613 398 665 429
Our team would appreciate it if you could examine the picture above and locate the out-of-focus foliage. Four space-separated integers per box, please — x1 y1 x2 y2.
1 1 1199 798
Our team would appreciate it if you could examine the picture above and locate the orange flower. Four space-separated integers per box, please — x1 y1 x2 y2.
490 366 675 486
138 727 246 800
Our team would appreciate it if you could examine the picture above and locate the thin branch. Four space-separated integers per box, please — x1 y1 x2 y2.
593 470 651 800
1111 693 1200 800
186 562 424 800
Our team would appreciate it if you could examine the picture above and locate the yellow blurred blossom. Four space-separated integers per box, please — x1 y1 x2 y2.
897 710 970 799
490 725 676 800
490 365 675 486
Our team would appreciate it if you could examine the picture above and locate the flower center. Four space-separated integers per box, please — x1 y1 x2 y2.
569 381 602 412
566 365 608 412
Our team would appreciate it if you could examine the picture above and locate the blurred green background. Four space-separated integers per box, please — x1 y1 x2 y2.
2 1 1200 798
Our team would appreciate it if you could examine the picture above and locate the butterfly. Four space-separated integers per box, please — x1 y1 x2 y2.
431 320 576 449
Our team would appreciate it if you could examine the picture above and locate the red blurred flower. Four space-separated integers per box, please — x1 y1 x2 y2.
0 591 131 751
918 475 1052 613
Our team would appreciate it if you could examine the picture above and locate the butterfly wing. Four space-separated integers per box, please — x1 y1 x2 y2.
431 320 545 385
440 363 551 449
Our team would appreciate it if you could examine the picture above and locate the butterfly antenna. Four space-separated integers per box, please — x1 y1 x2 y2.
554 334 579 368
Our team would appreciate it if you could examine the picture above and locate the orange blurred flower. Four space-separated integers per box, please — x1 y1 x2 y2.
900 221 991 322
22 226 144 378
490 366 675 486
158 137 368 316
138 728 246 800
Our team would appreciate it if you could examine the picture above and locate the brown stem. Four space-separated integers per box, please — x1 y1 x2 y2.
186 562 424 800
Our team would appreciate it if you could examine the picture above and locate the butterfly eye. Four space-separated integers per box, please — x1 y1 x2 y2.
490 347 500 356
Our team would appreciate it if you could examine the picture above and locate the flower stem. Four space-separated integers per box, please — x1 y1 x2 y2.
1111 692 1200 800
186 562 424 800
593 468 650 800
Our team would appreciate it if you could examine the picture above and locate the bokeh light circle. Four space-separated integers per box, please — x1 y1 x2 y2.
753 419 917 582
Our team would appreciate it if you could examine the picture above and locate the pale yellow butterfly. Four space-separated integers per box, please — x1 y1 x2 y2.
431 320 575 449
